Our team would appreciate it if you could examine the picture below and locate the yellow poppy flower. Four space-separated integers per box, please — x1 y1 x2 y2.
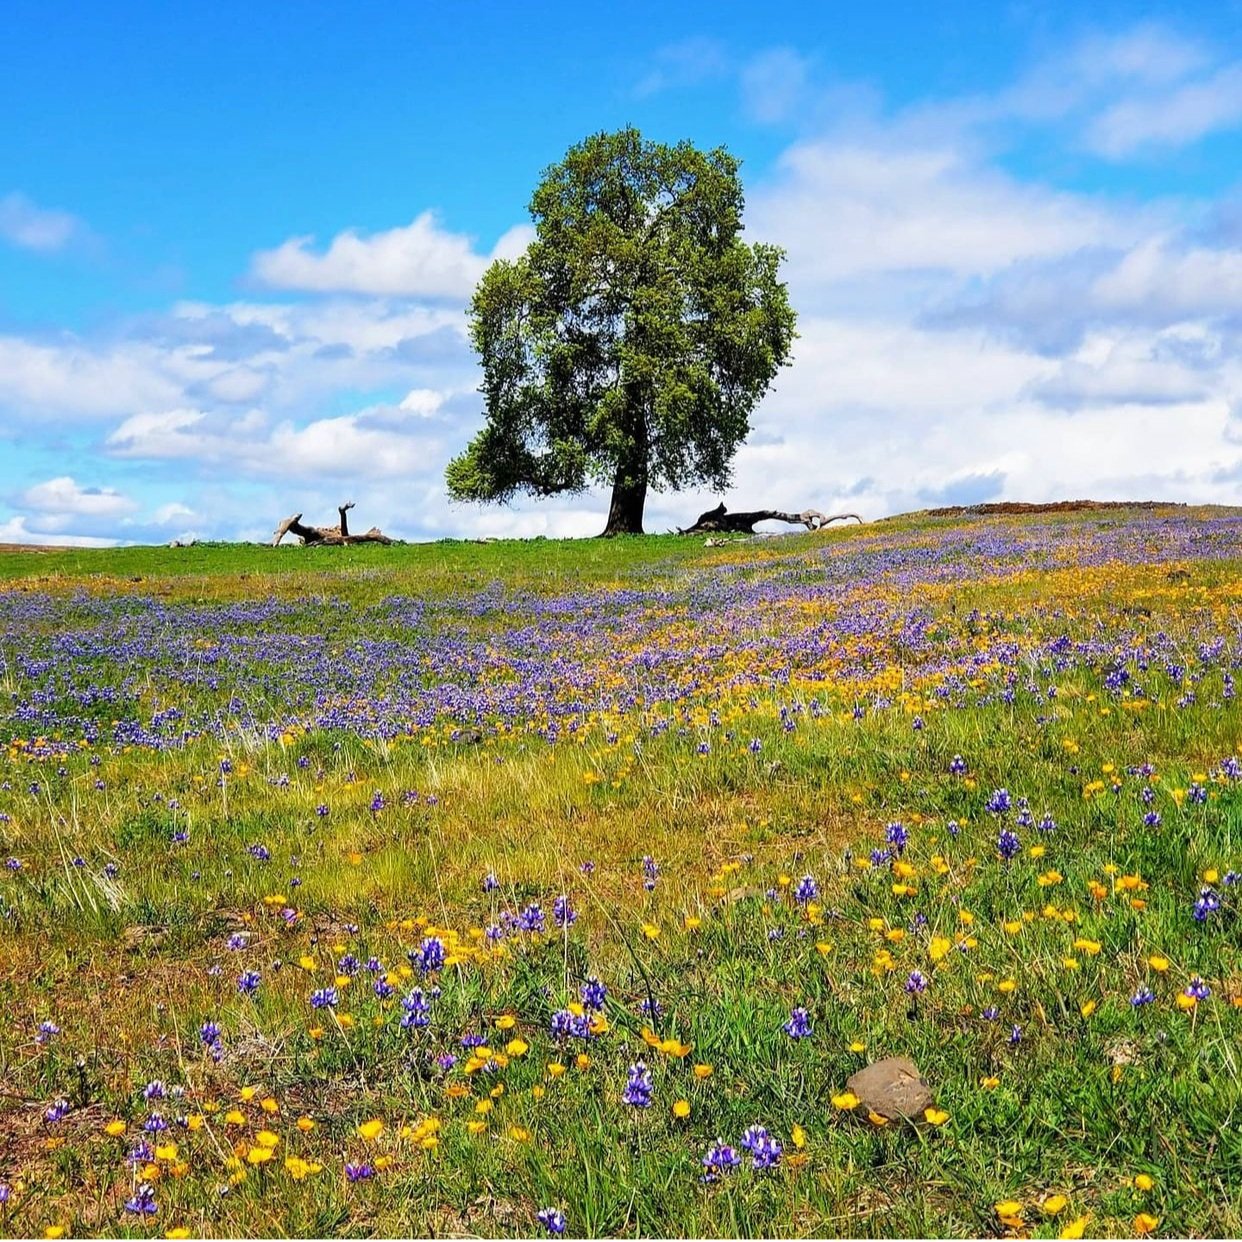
672 1099 690 1119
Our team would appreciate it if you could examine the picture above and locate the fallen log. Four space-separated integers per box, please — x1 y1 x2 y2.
678 502 863 535
271 502 394 546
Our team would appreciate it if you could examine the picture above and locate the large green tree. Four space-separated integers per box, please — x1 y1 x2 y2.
445 127 797 535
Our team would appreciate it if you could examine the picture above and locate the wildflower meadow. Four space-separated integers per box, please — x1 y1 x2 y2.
1 505 1240 1238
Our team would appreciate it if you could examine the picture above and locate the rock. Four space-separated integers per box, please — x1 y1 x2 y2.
725 884 765 904
846 1056 933 1121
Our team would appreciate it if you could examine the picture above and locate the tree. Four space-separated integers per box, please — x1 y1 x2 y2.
446 127 797 535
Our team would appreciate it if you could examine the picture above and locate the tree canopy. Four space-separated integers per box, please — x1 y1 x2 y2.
446 127 796 534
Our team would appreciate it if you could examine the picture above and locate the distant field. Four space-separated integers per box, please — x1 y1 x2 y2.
1 506 1240 1238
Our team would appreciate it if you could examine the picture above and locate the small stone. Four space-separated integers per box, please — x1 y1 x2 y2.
845 1056 933 1121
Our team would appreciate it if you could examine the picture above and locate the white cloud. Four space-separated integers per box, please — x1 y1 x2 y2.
251 211 527 299
750 140 1132 301
107 405 445 482
1091 237 1242 314
0 192 81 252
1086 62 1242 156
0 515 120 547
21 476 138 519
149 501 196 526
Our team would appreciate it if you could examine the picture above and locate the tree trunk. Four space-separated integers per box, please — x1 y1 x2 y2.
602 471 647 536
601 407 649 536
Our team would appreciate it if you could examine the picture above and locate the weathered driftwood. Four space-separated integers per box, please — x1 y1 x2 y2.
678 502 863 535
271 502 394 547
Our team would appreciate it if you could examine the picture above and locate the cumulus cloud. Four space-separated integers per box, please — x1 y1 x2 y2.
0 192 82 252
749 141 1133 306
0 516 120 547
250 212 532 299
106 405 448 482
21 475 139 519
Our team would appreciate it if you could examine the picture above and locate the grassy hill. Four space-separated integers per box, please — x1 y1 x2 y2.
0 505 1239 1237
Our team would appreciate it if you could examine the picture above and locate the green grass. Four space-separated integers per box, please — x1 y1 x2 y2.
0 508 1239 1238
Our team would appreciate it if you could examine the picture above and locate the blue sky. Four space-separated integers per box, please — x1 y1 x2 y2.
2 1 1240 543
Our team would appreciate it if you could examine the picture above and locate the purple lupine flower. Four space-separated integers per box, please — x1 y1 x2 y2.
580 977 607 1010
642 855 660 890
400 988 431 1029
782 1007 812 1039
1131 986 1156 1006
622 1061 653 1107
124 1184 158 1215
885 822 909 854
550 1009 590 1041
1185 976 1211 1001
553 894 576 928
997 829 1021 861
537 1208 567 1235
905 970 928 994
518 904 546 934
701 1140 742 1182
740 1124 782 1170
985 788 1012 815
310 987 338 1009
793 875 818 905
237 970 262 996
411 936 445 973
1193 887 1221 921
